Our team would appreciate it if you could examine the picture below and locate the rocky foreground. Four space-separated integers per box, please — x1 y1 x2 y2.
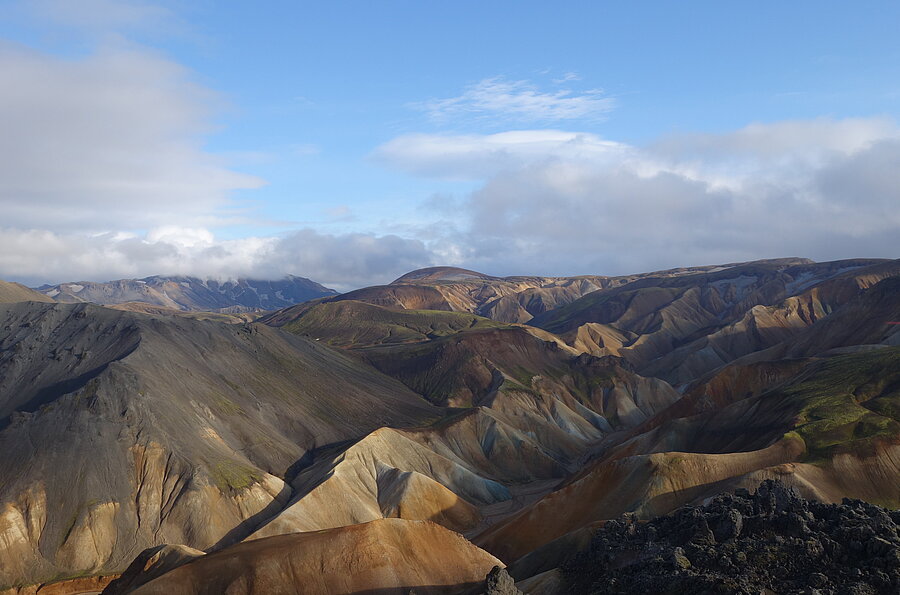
549 480 900 595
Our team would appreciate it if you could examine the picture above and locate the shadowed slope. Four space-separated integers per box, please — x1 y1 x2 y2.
0 302 441 587
276 300 510 348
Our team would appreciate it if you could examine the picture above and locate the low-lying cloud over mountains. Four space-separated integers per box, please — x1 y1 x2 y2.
2 111 898 289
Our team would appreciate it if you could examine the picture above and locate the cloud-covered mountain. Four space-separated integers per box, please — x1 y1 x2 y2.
38 275 337 312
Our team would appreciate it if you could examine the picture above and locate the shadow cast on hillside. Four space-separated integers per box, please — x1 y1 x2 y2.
205 475 293 553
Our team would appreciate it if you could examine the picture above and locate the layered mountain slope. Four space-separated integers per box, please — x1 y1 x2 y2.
268 266 615 324
0 280 54 304
531 258 890 381
38 275 336 312
391 262 824 325
108 519 502 595
0 301 441 587
244 305 682 548
640 260 900 384
475 346 900 562
360 327 680 430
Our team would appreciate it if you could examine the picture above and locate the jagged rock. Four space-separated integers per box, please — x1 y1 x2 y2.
713 509 743 542
483 566 523 595
562 480 900 594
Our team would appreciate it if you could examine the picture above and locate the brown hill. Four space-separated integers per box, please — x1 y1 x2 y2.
4 257 899 593
0 280 55 304
393 266 498 283
109 519 501 595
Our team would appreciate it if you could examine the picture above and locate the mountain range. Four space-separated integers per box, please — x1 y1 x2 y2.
36 275 337 313
0 257 898 594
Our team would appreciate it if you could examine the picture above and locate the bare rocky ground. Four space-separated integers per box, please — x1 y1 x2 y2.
555 480 899 595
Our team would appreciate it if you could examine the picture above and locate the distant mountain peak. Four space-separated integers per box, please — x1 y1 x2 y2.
391 266 496 284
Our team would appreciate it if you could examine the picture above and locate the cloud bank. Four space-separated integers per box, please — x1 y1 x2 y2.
0 24 895 290
377 117 900 276
0 41 262 232
0 227 432 291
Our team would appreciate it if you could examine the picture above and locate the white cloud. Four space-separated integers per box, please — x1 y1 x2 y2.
0 227 433 291
0 42 263 231
376 117 900 276
373 130 629 180
416 77 614 123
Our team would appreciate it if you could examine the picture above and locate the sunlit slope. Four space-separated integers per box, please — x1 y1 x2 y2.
114 519 502 595
0 279 55 304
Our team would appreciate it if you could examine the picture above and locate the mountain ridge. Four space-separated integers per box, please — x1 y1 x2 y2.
36 274 337 312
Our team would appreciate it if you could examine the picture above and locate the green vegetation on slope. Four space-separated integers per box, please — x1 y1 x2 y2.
281 300 510 348
777 347 900 461
210 460 263 492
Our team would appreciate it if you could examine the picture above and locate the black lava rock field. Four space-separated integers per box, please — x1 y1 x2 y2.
562 480 900 595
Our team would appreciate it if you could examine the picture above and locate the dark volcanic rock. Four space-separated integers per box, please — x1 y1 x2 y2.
482 565 523 595
563 480 900 594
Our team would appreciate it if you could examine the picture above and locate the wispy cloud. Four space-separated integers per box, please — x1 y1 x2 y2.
415 77 614 123
553 72 582 84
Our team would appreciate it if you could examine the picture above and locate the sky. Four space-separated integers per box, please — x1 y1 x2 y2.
0 0 898 290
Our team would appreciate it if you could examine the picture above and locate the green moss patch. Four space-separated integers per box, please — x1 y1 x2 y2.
776 348 900 461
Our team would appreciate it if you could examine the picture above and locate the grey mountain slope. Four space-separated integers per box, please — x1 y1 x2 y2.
0 301 440 587
38 275 337 312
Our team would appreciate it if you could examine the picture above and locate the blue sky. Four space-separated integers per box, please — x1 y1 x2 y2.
1 1 898 288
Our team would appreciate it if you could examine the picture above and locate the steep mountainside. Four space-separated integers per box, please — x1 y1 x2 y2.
0 301 440 587
531 258 892 383
37 275 337 312
247 303 680 548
